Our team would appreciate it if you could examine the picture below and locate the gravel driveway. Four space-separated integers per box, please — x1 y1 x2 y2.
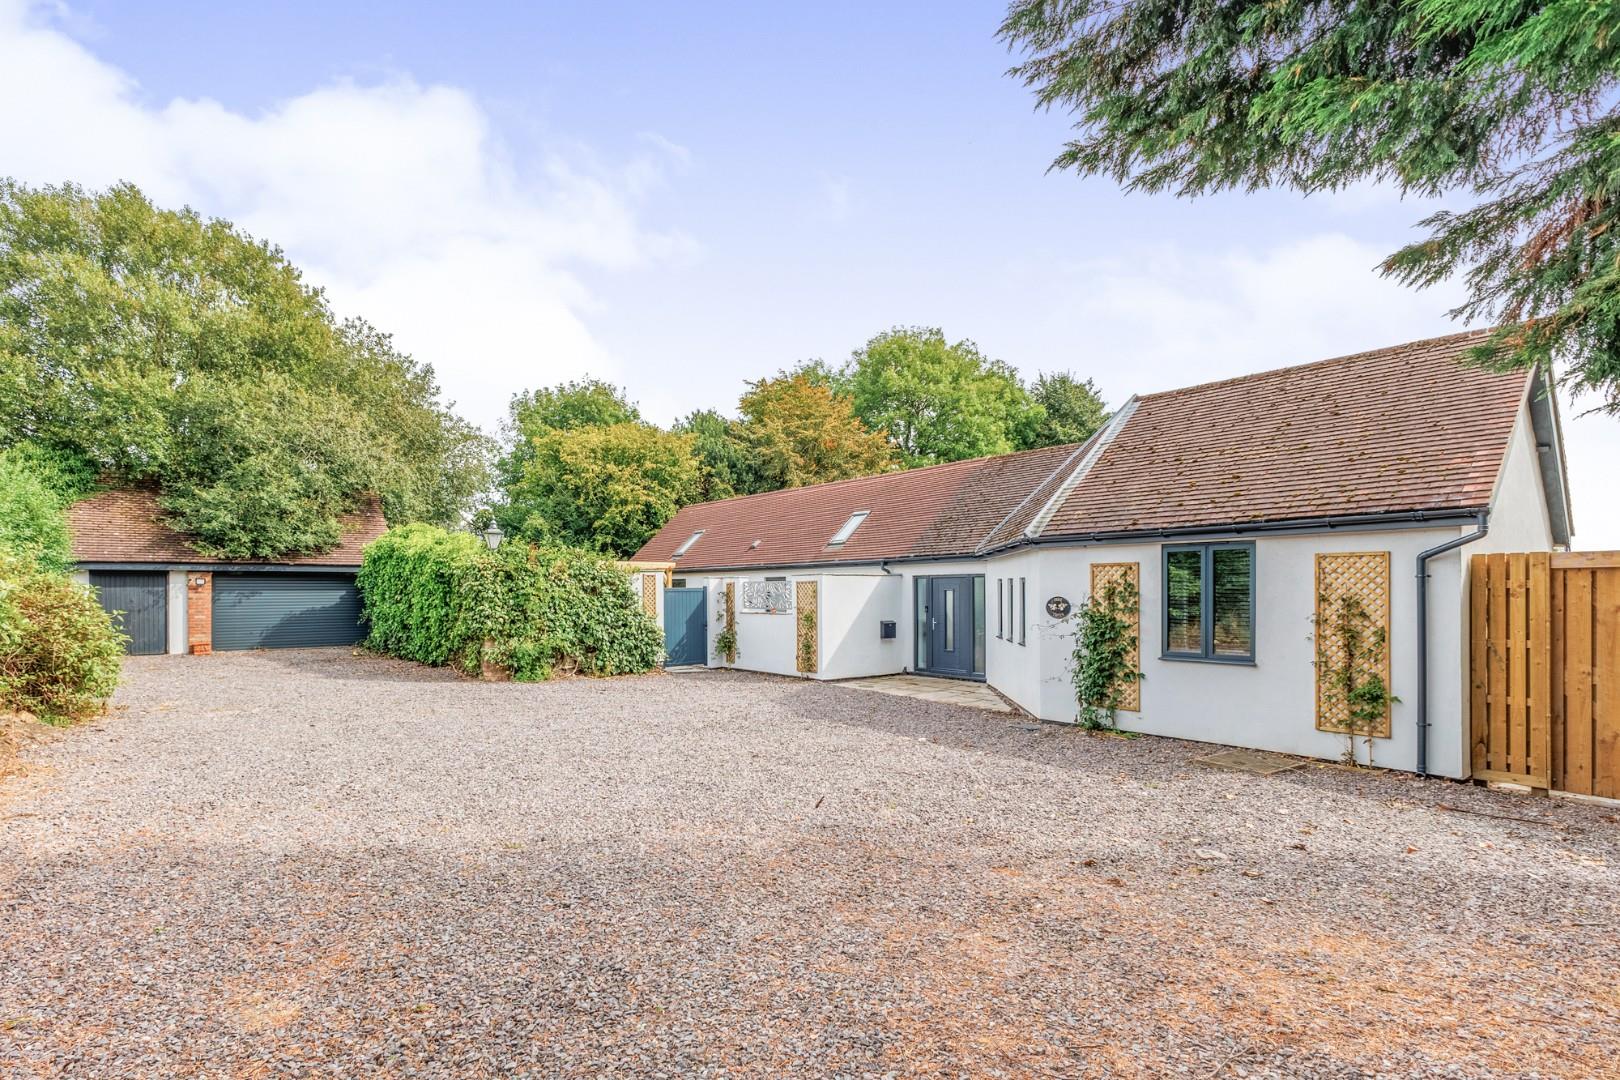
3 649 1618 1078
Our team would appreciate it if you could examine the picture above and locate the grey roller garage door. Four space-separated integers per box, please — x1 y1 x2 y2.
211 572 363 651
89 571 168 655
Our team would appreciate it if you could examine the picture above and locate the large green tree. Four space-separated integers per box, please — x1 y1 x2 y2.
1022 372 1108 449
846 327 1038 466
1000 0 1620 411
0 181 489 558
737 372 895 489
497 378 641 492
672 408 759 500
500 422 700 556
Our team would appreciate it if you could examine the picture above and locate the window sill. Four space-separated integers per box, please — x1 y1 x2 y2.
1159 653 1257 667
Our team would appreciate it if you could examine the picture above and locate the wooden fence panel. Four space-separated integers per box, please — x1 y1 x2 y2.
1473 551 1619 797
1470 553 1551 788
1595 566 1620 798
1560 568 1594 795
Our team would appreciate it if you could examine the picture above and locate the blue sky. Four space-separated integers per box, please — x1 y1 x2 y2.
2 1 1614 544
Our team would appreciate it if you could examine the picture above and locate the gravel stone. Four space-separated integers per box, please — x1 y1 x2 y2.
2 648 1618 1078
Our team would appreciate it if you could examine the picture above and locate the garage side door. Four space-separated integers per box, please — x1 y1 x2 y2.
88 571 168 655
212 573 363 651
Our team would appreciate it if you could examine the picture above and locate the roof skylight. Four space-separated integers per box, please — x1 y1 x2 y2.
827 511 869 546
672 530 703 557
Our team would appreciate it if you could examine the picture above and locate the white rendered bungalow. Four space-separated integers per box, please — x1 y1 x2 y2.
633 331 1572 778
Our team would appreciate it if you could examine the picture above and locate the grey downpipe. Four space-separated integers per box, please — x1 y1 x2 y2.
1415 512 1489 777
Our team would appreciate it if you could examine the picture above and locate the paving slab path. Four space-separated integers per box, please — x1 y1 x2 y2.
3 649 1618 1078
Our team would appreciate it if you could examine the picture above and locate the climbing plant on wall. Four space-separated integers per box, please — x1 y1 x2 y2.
1069 574 1144 730
1314 552 1395 767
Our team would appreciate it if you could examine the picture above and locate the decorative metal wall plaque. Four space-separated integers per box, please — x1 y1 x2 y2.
740 579 793 613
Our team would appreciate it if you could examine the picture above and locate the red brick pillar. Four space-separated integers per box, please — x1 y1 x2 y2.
187 572 213 655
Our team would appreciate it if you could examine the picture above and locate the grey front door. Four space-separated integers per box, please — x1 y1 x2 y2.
663 587 707 666
212 572 363 650
89 571 168 655
927 576 973 676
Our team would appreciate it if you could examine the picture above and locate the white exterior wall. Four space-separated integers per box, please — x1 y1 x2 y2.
817 573 905 679
682 572 822 678
994 527 1471 776
983 550 1044 715
679 562 977 681
166 569 188 655
674 520 1497 778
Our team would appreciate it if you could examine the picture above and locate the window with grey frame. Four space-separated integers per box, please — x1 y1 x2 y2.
1163 542 1255 662
1018 578 1026 645
996 578 1004 639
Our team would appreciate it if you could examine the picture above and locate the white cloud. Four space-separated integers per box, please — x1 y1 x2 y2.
0 0 691 431
1017 233 1470 399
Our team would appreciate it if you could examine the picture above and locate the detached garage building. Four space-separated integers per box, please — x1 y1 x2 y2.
68 487 387 655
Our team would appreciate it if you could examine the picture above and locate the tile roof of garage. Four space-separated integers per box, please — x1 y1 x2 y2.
68 486 388 567
1036 330 1531 538
635 330 1540 570
634 441 1088 571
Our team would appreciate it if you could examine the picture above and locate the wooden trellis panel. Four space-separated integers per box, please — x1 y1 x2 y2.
1315 552 1393 738
1088 562 1141 712
725 582 735 632
640 574 658 618
795 580 818 674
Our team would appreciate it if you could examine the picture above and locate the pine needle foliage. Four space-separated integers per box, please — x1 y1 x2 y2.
1001 0 1620 410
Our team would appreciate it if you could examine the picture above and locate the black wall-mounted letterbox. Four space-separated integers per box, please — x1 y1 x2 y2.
879 620 897 640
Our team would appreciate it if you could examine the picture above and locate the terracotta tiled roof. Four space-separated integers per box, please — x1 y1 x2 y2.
68 485 388 567
976 432 1100 552
1038 331 1530 538
633 442 1087 571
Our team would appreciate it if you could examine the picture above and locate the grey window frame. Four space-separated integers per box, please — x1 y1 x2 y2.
1018 578 1026 646
996 578 1004 639
1161 541 1256 664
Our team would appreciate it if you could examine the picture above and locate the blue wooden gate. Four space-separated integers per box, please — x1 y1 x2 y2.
663 587 707 666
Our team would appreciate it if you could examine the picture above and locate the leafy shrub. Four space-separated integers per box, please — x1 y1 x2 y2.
358 524 664 680
0 555 125 721
0 448 76 572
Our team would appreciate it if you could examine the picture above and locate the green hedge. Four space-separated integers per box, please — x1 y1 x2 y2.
0 554 125 720
357 523 664 680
